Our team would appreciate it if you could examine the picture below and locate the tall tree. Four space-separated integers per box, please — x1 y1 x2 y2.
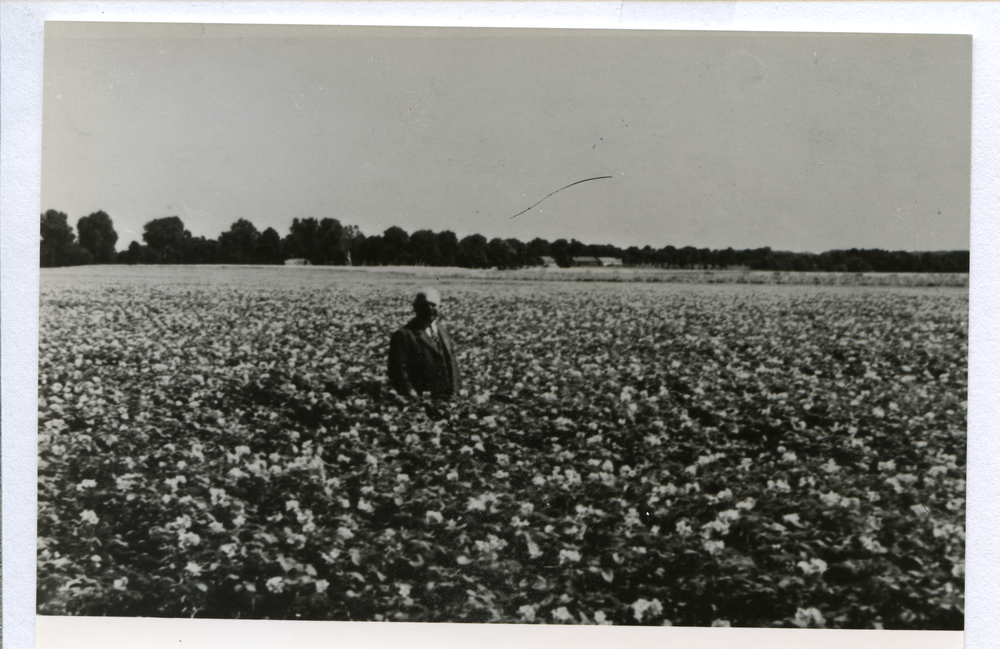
355 234 385 266
256 227 284 264
487 237 518 269
525 238 550 266
409 229 441 266
457 234 489 268
283 217 320 262
189 237 220 264
315 218 345 265
76 210 119 264
123 241 143 265
549 239 571 267
435 231 460 267
40 210 74 267
40 210 91 267
340 225 364 266
142 216 190 264
382 226 411 265
218 219 261 264
505 238 528 267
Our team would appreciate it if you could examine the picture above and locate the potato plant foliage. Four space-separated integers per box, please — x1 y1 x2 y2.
37 269 967 628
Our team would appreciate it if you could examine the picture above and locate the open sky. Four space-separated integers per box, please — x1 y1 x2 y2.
41 23 971 253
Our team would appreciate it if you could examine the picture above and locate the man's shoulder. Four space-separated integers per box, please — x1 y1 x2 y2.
401 318 422 331
393 319 422 338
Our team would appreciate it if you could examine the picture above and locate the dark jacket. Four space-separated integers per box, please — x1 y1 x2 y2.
388 318 462 397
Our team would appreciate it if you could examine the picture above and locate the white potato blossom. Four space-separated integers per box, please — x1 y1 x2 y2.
624 508 642 527
768 479 791 492
703 539 725 554
701 520 731 537
467 493 499 511
885 473 919 493
793 607 826 628
631 598 663 622
717 509 741 523
933 523 964 540
558 549 582 564
551 606 574 622
859 535 887 553
474 534 508 554
797 558 828 575
178 531 201 547
819 491 842 507
79 510 99 525
820 459 841 474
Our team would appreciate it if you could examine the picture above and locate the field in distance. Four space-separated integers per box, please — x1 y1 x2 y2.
39 263 969 289
36 266 967 627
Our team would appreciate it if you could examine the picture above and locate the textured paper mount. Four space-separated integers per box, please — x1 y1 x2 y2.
5 4 991 649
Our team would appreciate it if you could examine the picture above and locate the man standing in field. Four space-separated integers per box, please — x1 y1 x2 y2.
388 287 462 399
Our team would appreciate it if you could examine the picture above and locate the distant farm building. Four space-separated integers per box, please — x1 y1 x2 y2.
539 256 558 268
598 257 623 266
284 258 311 266
572 256 602 267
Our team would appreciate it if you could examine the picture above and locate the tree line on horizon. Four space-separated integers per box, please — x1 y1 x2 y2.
39 209 970 274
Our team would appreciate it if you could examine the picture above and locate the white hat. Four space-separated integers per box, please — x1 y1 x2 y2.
414 287 441 305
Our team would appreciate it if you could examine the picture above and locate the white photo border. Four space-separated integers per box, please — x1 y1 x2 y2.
3 3 996 649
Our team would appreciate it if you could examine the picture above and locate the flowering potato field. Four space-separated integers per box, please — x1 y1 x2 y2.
37 267 967 628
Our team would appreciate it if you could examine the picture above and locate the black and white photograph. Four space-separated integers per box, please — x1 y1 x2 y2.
31 17 971 637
